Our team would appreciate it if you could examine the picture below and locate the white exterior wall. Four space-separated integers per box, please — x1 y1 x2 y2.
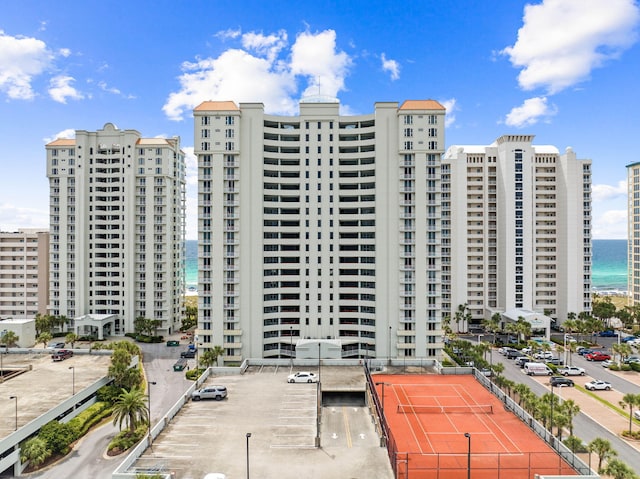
0 229 49 318
45 123 186 335
195 99 445 362
629 163 640 304
444 135 591 328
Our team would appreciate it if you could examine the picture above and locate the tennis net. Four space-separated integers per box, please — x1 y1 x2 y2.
396 404 493 414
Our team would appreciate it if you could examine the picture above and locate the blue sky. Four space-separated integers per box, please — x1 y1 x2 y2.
1 0 639 239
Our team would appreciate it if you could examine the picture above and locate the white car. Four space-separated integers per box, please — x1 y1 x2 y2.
521 347 533 354
534 351 554 360
602 360 614 368
557 366 586 376
585 380 612 391
287 371 319 383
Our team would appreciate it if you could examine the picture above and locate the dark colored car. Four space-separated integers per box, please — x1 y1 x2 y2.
597 330 617 337
550 376 574 387
51 349 73 361
577 348 595 356
180 349 196 358
166 340 180 347
506 349 522 359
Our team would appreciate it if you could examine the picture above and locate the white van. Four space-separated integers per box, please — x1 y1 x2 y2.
523 362 553 376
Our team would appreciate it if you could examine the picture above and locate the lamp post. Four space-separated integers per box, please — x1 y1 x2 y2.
289 326 293 367
147 381 157 448
375 382 390 417
318 342 321 385
9 396 17 431
549 383 555 445
464 432 471 479
246 432 252 479
69 366 75 396
388 326 392 365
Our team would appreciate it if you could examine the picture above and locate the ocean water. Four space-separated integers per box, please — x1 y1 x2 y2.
184 239 628 291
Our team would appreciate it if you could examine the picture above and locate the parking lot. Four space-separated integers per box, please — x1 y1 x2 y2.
132 366 393 479
0 350 111 438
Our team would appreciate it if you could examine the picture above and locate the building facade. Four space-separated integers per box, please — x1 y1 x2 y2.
628 162 640 304
442 135 592 329
45 123 186 336
0 229 49 318
195 99 446 362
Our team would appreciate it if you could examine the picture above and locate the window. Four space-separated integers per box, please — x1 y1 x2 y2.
404 128 413 137
225 116 235 125
404 141 413 150
202 116 210 125
404 115 413 125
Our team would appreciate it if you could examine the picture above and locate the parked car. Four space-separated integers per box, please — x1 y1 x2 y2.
51 349 73 361
523 362 553 376
521 347 533 354
550 376 574 387
557 366 585 376
624 357 640 364
506 349 522 359
602 360 614 368
533 351 554 360
191 386 227 401
515 356 532 367
585 352 611 362
585 380 612 391
547 358 563 366
577 348 595 356
597 330 617 337
287 371 318 383
621 335 638 343
564 335 577 343
634 410 640 421
180 349 196 359
166 340 180 347
479 368 493 377
46 341 65 350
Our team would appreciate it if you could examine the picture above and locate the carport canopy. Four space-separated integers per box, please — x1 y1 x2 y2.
73 313 119 340
501 308 551 340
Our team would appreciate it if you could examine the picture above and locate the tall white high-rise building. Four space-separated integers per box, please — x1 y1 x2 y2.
45 123 186 335
628 162 640 304
442 135 592 329
194 99 446 362
0 228 49 318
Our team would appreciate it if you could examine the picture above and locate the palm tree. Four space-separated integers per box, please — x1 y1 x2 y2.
588 437 618 473
20 436 51 467
600 459 639 479
505 322 519 344
515 317 531 343
563 435 584 454
513 383 530 406
199 346 224 368
65 332 79 348
37 332 52 349
619 393 640 434
555 412 570 441
482 314 501 344
112 388 149 434
454 304 471 333
560 399 580 437
566 341 577 366
1 330 19 347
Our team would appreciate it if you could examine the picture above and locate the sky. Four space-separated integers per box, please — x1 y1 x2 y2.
1 0 639 240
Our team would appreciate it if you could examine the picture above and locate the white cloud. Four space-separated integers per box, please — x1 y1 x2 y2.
290 30 351 100
504 96 556 127
592 180 627 201
163 29 353 120
502 0 640 93
380 53 400 80
48 75 84 103
592 209 627 239
439 98 457 127
215 28 242 40
0 203 48 232
0 30 53 100
43 128 75 144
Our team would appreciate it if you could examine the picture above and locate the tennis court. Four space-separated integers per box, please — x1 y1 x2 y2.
374 374 577 479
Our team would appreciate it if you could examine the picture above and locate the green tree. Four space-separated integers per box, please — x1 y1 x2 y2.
619 393 640 434
37 332 53 349
182 304 198 331
588 437 618 473
592 296 617 327
454 303 471 333
200 346 224 368
505 322 519 344
515 317 532 343
563 435 585 454
112 388 149 434
600 459 639 479
34 313 54 336
1 330 19 347
513 383 530 407
65 332 79 348
39 420 76 455
554 412 570 441
560 399 580 437
20 436 52 467
108 347 143 390
482 313 501 344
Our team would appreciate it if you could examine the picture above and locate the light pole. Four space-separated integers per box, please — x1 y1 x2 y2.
375 382 390 418
289 326 293 367
464 432 471 479
69 366 75 396
246 432 252 479
318 342 321 385
549 382 555 445
388 326 392 365
9 395 17 431
147 381 157 448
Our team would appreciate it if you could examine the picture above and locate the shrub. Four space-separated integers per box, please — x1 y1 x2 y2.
97 385 123 404
622 430 640 440
20 437 52 467
39 421 76 455
185 368 203 381
609 364 621 371
108 426 148 454
66 402 113 437
621 364 633 371
630 362 640 373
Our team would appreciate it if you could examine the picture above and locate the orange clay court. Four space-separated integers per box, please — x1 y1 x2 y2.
374 375 576 479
